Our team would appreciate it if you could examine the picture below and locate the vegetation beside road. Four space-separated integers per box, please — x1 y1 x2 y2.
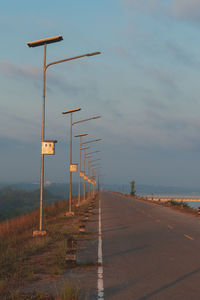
0 187 64 221
125 193 198 216
0 194 97 299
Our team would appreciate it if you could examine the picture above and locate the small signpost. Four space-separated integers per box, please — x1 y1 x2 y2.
70 164 78 172
42 140 57 155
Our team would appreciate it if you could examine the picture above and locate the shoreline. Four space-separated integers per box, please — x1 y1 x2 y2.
113 191 200 218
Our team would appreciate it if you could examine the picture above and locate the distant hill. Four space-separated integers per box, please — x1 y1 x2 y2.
0 182 79 197
0 183 85 221
0 187 63 221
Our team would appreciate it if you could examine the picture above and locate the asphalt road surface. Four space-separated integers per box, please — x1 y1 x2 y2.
100 191 200 300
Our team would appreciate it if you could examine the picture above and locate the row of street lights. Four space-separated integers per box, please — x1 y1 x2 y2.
27 35 101 236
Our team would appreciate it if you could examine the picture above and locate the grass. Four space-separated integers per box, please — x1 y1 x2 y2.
57 280 79 300
170 200 189 208
0 194 97 299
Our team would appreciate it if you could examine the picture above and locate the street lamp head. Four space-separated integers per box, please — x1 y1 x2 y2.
86 150 100 155
80 146 90 151
27 35 63 48
74 133 88 138
72 115 101 126
86 51 101 56
62 108 81 115
82 138 102 145
90 158 101 162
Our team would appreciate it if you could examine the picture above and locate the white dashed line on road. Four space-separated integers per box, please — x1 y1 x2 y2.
184 234 194 241
168 225 174 230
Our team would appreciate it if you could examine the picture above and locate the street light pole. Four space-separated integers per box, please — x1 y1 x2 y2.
74 133 88 205
82 139 102 200
84 148 86 201
28 36 63 235
62 108 81 215
28 35 101 233
63 114 101 212
39 42 46 232
72 117 101 201
89 160 100 198
70 113 72 211
88 159 91 198
80 146 89 201
28 35 101 228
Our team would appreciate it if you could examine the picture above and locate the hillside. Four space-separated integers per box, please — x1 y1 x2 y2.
0 187 63 221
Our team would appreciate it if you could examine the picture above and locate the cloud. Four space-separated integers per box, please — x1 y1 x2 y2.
122 0 162 11
112 47 133 59
101 99 200 152
121 0 167 15
121 0 200 22
170 0 200 21
0 60 84 96
0 61 41 80
0 109 40 143
166 42 198 67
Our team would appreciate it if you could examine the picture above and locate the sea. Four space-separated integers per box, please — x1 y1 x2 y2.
139 194 200 210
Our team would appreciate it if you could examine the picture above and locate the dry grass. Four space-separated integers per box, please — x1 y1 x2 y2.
0 199 70 298
0 194 97 299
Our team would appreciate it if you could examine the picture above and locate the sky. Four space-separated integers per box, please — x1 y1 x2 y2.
1 0 200 188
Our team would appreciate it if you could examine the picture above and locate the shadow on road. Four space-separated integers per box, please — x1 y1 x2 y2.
105 281 133 299
138 267 200 300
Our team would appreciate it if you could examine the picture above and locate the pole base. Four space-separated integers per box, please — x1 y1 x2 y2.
79 225 86 233
66 211 75 217
33 230 47 237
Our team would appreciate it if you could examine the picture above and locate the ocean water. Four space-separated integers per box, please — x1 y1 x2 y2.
140 194 200 210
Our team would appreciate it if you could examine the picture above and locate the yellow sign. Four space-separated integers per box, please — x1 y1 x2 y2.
70 164 78 172
42 141 56 155
80 172 85 177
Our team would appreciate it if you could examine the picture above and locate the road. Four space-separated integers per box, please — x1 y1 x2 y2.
99 191 200 300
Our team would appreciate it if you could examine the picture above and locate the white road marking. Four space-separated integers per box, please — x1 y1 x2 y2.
168 225 174 230
98 196 104 299
184 234 194 241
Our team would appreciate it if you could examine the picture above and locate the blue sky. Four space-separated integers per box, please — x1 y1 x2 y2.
1 0 200 188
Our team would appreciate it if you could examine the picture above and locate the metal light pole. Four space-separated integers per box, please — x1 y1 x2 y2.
88 159 91 198
84 154 92 200
85 152 99 198
27 35 101 232
62 116 101 212
82 138 102 200
62 108 81 215
74 133 88 205
80 146 89 201
91 167 97 198
72 117 101 201
89 160 101 198
27 35 63 235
